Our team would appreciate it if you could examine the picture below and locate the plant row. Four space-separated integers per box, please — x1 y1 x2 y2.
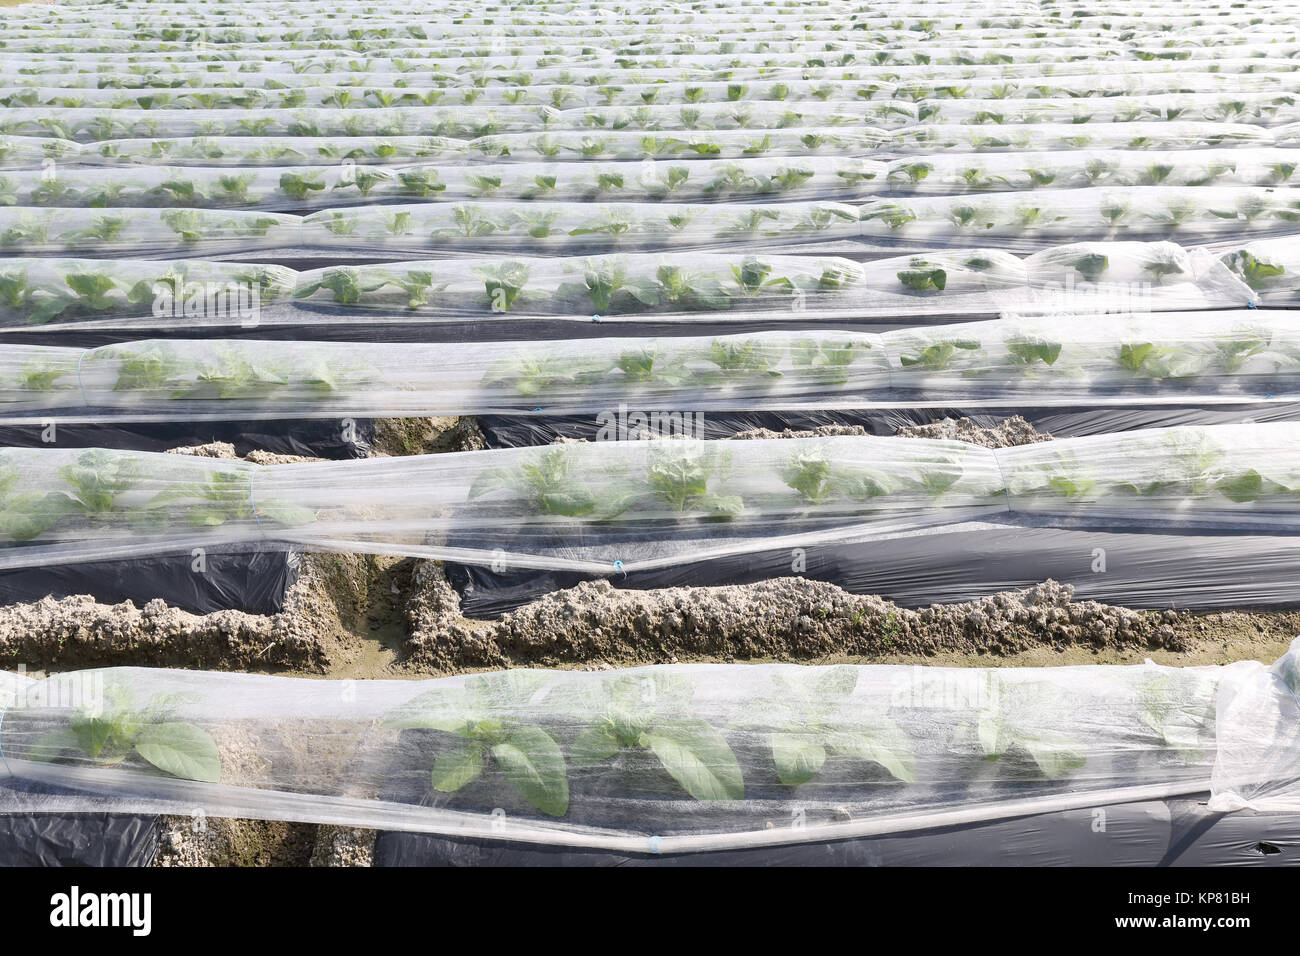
0 242 1249 327
3 310 1297 416
0 425 1298 559
11 94 1300 143
0 659 1227 835
4 120 1286 171
15 150 1300 211
8 69 1300 106
4 54 1296 86
0 190 1297 253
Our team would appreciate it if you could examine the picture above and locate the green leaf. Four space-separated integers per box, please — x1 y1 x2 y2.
770 733 827 785
1215 470 1264 503
491 725 569 817
570 722 621 765
1019 733 1086 779
430 740 485 792
133 722 222 782
69 713 114 759
382 689 476 734
829 726 917 782
1070 253 1109 280
538 488 596 517
642 719 744 801
467 467 513 500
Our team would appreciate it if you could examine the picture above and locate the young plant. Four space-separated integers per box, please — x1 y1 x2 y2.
642 442 743 516
278 171 327 201
481 354 608 398
569 672 744 801
898 337 982 370
27 682 221 783
294 267 387 305
194 346 291 399
652 265 730 311
475 260 530 312
1136 673 1216 763
790 337 871 386
736 667 915 785
468 447 597 517
782 448 890 505
573 257 655 312
1004 334 1062 368
145 467 313 529
730 256 795 297
706 338 782 379
896 261 947 292
110 342 192 393
1068 253 1109 281
963 676 1086 779
384 672 569 817
1220 249 1286 290
396 169 446 197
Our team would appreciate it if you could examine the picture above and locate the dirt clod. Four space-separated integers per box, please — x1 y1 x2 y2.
370 416 485 457
154 817 318 867
402 572 1219 671
894 415 1052 448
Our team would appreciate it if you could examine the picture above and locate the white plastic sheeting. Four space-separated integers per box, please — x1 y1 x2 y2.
0 651 1284 851
0 423 1298 572
0 310 1297 422
1210 637 1300 813
0 242 1255 331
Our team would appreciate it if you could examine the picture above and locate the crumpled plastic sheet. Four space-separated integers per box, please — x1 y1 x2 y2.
0 645 1289 853
0 423 1294 573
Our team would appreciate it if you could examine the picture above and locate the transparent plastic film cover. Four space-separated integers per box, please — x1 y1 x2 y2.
0 424 1296 572
0 243 1252 332
3 310 1300 422
0 656 1248 851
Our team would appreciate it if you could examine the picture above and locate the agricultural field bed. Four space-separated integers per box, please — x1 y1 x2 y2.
1 0 1300 867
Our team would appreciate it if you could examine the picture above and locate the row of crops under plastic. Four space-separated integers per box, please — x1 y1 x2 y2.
4 310 1300 419
0 423 1295 572
0 241 1275 330
12 150 1300 210
0 638 1295 848
10 97 1300 142
13 31 1300 58
2 191 1300 254
6 123 1299 168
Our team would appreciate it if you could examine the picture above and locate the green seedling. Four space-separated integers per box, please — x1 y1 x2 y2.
294 267 387 305
27 682 221 783
790 337 870 385
475 260 530 312
898 338 982 370
384 672 569 817
1220 249 1285 290
965 676 1086 779
734 667 914 785
568 672 743 801
468 447 597 517
781 448 890 505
